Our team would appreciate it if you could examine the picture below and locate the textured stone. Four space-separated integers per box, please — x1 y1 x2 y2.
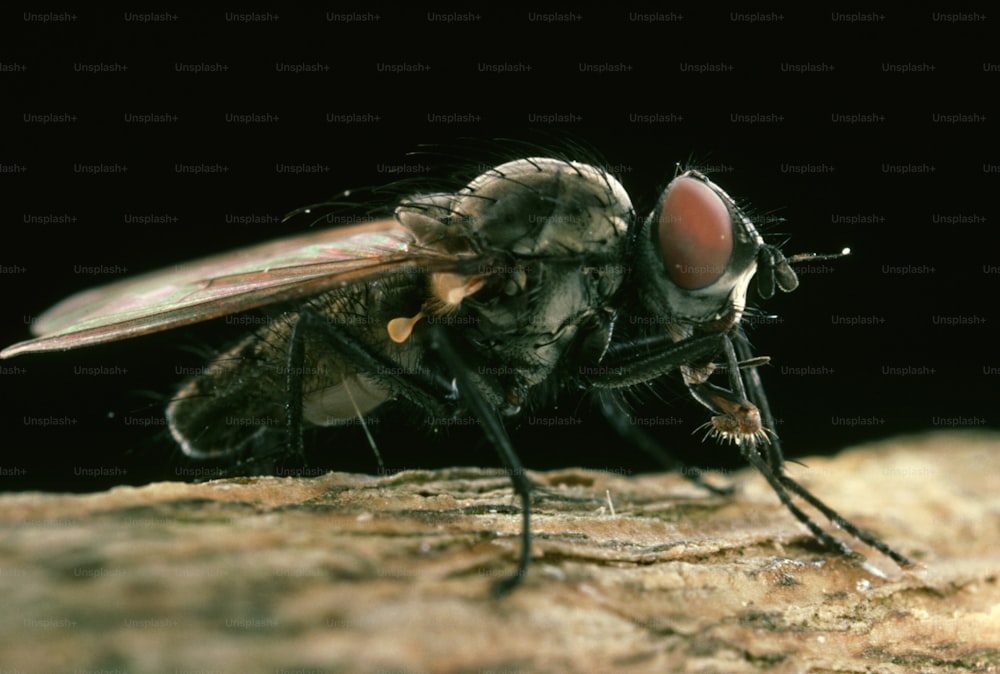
1 431 999 673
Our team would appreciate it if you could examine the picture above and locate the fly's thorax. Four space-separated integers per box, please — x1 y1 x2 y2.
469 262 618 388
636 170 764 327
460 158 632 335
454 158 632 257
397 157 633 303
399 159 631 244
391 158 634 388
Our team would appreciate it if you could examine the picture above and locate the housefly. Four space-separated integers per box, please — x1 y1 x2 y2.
3 156 913 593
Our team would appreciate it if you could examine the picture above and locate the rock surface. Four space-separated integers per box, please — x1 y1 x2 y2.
1 431 999 673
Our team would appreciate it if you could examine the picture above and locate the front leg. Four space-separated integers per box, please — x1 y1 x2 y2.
592 326 915 568
597 391 732 495
586 331 727 389
589 328 777 451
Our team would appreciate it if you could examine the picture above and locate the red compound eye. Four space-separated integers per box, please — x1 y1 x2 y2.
657 176 734 289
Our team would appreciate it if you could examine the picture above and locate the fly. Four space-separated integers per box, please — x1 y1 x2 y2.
2 155 913 593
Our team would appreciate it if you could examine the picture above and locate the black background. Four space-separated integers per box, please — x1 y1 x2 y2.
2 5 996 492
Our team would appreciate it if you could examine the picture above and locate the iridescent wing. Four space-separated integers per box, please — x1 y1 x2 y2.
3 218 454 358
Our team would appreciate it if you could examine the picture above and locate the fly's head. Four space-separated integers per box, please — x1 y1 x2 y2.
633 168 842 450
635 169 768 334
636 168 851 332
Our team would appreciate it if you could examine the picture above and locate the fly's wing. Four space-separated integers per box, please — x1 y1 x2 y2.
2 218 455 358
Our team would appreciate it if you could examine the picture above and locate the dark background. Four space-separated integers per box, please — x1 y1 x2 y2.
2 5 996 492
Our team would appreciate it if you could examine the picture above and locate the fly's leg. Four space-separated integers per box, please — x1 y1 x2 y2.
277 311 457 471
776 470 915 567
731 328 785 472
587 332 727 388
738 443 861 559
222 313 348 474
427 323 532 596
199 315 310 475
597 392 733 495
728 331 915 567
587 329 770 453
276 313 530 593
590 327 914 568
293 313 531 594
589 331 736 492
303 312 458 412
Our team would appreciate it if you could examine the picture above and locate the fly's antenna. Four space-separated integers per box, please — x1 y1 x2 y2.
784 247 852 264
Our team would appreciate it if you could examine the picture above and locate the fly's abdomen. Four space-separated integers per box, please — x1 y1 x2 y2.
166 330 292 459
167 282 419 459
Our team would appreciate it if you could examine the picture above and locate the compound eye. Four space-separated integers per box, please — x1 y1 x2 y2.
657 176 734 289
